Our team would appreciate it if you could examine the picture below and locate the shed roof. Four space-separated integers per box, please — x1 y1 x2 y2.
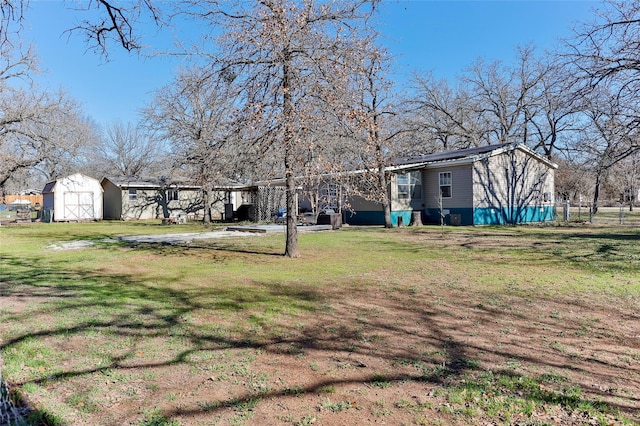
42 181 56 193
42 173 102 194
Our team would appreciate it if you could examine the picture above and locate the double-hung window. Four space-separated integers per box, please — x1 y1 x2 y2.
167 189 179 201
439 172 452 198
128 189 137 201
397 171 422 200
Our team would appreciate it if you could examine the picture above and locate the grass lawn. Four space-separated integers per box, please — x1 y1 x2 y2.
1 220 639 425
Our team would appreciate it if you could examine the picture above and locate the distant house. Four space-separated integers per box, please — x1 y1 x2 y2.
101 177 204 220
345 143 557 226
42 173 103 222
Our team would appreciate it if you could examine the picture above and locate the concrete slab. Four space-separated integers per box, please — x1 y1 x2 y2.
116 231 257 244
225 224 332 233
45 224 335 251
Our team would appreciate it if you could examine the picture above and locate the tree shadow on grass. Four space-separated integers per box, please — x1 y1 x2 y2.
1 252 638 424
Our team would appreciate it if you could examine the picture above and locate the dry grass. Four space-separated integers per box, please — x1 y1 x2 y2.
0 221 639 425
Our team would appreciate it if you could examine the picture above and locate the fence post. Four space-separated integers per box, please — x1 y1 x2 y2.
563 200 570 221
620 205 624 225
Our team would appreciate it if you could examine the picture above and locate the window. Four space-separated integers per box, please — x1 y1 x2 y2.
167 189 179 201
439 172 452 198
397 174 410 199
397 171 422 200
128 189 137 201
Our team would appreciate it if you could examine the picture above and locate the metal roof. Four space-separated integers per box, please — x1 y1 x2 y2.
392 143 512 166
102 176 201 189
390 143 557 171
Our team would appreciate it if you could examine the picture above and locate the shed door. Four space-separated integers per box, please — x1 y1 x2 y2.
64 191 94 219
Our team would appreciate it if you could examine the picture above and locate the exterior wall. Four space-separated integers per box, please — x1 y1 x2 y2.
43 193 54 211
327 146 557 227
209 190 236 221
102 180 123 220
422 164 474 225
388 171 423 226
174 189 205 218
49 174 103 221
120 188 157 220
343 194 385 225
472 149 555 225
120 188 203 220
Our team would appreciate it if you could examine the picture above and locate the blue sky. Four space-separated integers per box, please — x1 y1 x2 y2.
21 0 601 129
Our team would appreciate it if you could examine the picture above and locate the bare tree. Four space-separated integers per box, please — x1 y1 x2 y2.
567 0 640 94
35 113 101 182
0 0 26 47
0 41 91 190
413 47 580 158
553 155 593 203
86 121 167 178
1 0 162 54
144 65 241 223
572 86 640 213
0 88 90 188
618 152 640 211
337 43 403 228
173 0 378 257
411 74 482 150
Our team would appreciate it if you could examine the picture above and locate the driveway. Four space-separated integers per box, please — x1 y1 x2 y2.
47 224 333 250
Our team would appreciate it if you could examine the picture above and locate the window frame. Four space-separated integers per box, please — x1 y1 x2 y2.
397 171 422 200
439 172 452 198
397 173 411 199
167 189 179 202
128 189 137 201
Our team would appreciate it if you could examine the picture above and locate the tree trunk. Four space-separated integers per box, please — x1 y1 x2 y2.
382 200 392 228
159 191 169 219
284 163 299 258
378 169 392 228
282 49 300 258
375 148 392 228
592 173 601 215
203 188 211 224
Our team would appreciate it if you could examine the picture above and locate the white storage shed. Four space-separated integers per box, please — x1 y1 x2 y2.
42 173 103 222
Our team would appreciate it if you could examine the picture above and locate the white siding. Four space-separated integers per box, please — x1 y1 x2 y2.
50 173 103 221
473 149 554 209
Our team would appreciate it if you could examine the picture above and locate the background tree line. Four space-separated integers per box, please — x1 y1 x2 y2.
2 0 640 254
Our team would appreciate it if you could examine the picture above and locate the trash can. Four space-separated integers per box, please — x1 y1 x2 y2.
316 211 342 229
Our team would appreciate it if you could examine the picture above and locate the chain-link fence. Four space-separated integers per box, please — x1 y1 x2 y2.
252 186 287 222
557 204 640 226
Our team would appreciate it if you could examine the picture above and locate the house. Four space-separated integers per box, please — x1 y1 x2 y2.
101 176 205 220
345 143 557 226
42 173 103 222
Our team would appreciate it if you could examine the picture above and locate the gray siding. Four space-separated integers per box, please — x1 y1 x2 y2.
423 164 473 209
349 194 383 211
